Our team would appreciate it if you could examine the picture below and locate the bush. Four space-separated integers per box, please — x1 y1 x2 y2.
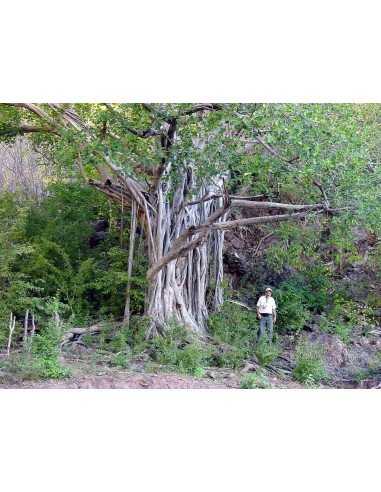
275 277 312 333
112 353 130 369
208 342 245 369
292 340 327 385
254 341 280 366
328 322 352 344
152 321 210 375
240 370 271 389
33 303 70 378
208 302 257 361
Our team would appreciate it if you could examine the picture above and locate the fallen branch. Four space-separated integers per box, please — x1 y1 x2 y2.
61 322 123 346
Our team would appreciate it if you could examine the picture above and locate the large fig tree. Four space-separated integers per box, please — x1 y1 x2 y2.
0 103 379 335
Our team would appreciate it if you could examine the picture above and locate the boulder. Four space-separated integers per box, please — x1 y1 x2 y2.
304 332 349 370
303 322 319 333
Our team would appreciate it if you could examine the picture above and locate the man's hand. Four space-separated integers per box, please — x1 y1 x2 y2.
273 317 276 323
257 313 262 319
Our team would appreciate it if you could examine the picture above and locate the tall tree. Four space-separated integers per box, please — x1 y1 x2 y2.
1 103 379 335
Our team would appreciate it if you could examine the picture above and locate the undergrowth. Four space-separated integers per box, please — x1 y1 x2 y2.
240 370 271 389
292 339 327 385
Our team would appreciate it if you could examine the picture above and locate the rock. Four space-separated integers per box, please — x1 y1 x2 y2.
0 371 7 378
375 341 381 351
130 364 146 373
353 227 372 242
357 379 374 389
225 373 235 379
373 310 381 317
231 237 245 249
358 338 370 348
240 361 257 374
249 353 260 364
304 332 349 369
206 370 216 380
303 322 319 332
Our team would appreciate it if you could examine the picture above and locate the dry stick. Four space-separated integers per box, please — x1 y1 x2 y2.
254 233 274 256
7 313 16 358
123 199 137 328
23 309 29 346
27 314 36 358
54 311 60 331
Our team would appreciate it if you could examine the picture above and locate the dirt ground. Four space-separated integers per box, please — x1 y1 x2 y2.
1 365 306 389
1 330 381 389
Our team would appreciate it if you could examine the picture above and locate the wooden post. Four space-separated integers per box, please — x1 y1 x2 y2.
123 200 137 328
7 313 16 358
27 314 36 358
23 309 29 346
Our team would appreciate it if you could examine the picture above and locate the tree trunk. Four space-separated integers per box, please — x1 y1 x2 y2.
145 167 226 336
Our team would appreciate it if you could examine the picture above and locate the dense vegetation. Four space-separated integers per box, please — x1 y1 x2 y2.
1 103 381 387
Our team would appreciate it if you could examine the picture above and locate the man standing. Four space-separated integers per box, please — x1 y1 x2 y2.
256 287 277 344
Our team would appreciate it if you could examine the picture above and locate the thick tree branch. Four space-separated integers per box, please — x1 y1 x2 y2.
2 103 59 129
47 103 85 131
0 124 58 136
174 103 222 119
232 200 324 211
212 211 325 231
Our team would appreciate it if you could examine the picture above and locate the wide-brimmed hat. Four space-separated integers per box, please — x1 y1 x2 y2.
265 287 273 292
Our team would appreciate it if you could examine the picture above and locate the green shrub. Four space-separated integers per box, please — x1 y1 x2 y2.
254 341 280 366
0 353 41 380
292 340 327 385
193 366 205 379
208 302 257 364
177 343 209 375
275 277 312 333
208 342 244 369
112 353 129 369
240 370 271 389
152 321 210 375
33 304 70 379
329 322 352 344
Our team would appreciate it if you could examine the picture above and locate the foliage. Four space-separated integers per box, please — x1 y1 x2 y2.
328 322 353 345
208 342 245 369
275 277 312 333
292 339 327 385
32 300 70 378
111 353 130 369
274 273 330 334
151 321 210 375
208 302 257 360
253 340 280 366
240 370 271 389
0 182 147 327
